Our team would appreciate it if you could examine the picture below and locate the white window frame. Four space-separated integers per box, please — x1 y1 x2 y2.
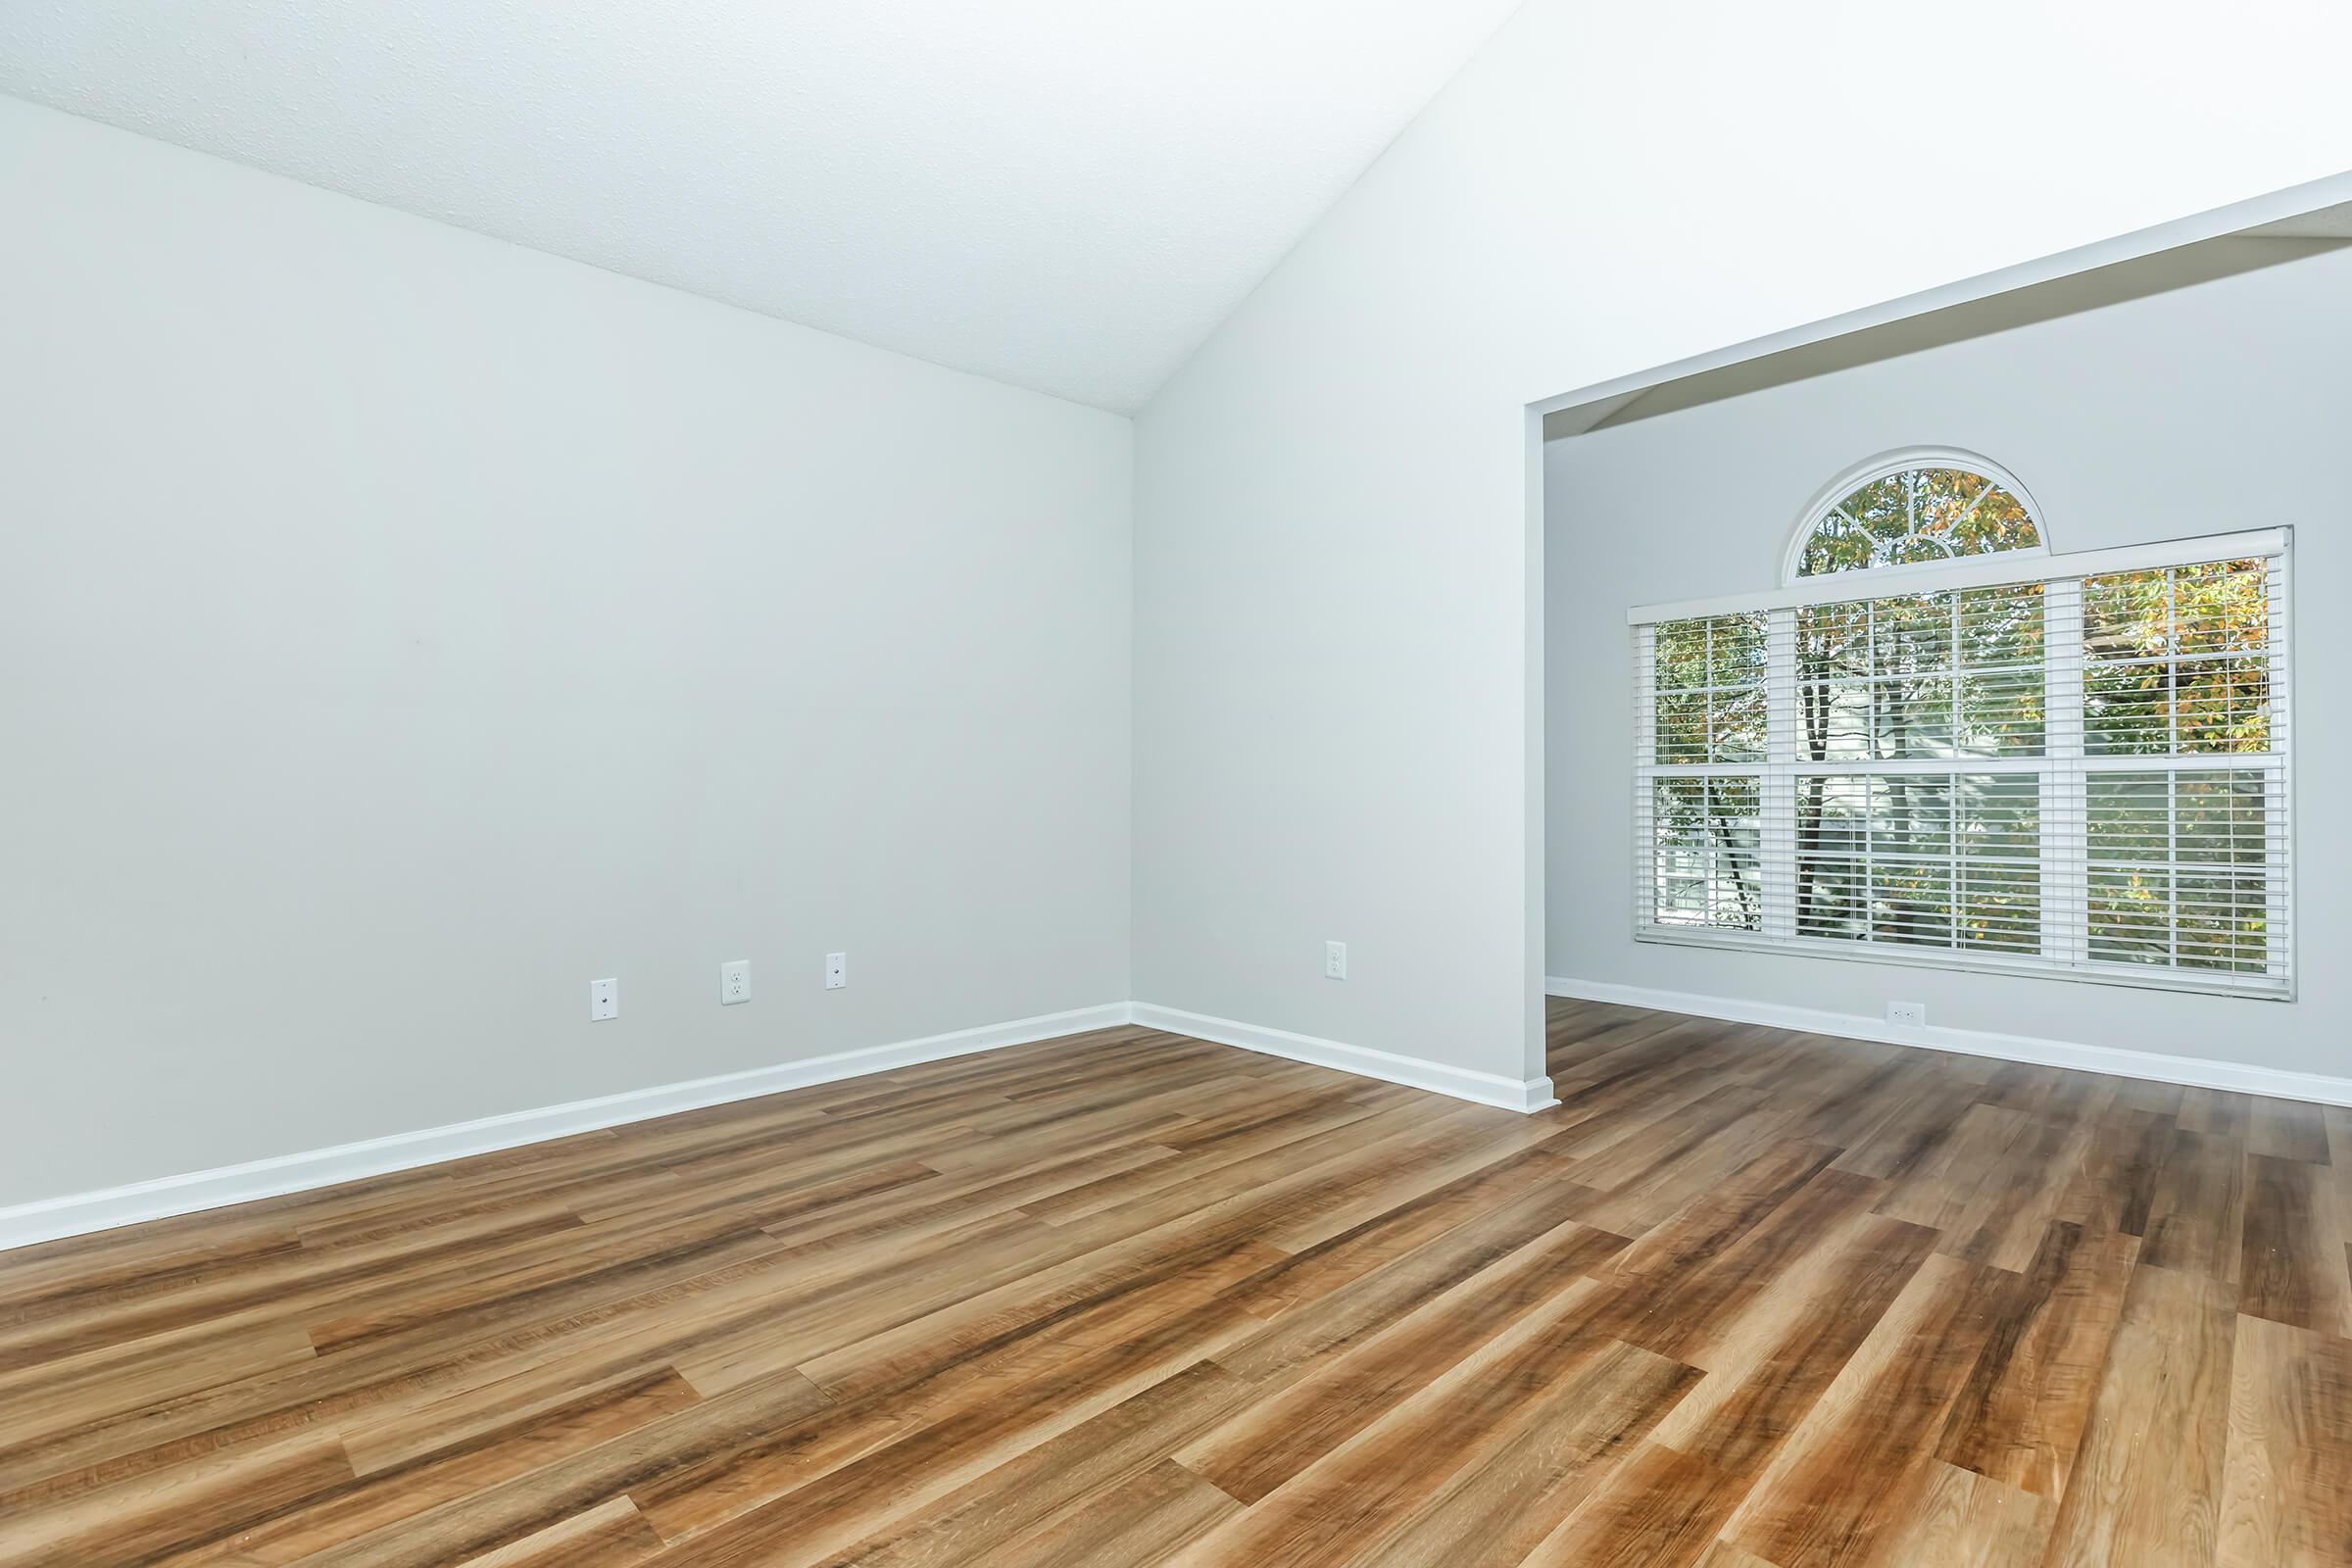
1631 525 2295 1001
1782 447 2051 586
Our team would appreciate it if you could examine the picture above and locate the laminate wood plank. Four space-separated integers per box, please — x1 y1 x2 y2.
803 1358 1256 1568
1207 1187 1624 1387
0 1218 810 1496
1605 1139 1842 1283
1574 1085 1817 1238
1162 1311 1685 1568
1940 1109 2108 1274
273 1369 840 1567
1874 1460 2055 1568
1550 1030 1777 1159
2139 1128 2247 1285
1645 1212 1937 1484
146 1364 719 1564
1721 1252 2005 1568
1208 1140 1604 1323
1176 1222 1619 1501
0 1320 320 1451
2328 1106 2352 1230
1519 1439 1745 1568
1257 1107 1579 1254
2238 1152 2352 1339
1343 1337 1700 1568
1692 1544 1785 1568
2217 1313 2352 1568
1936 1221 2138 1497
1013 1096 1394 1227
766 1141 1176 1252
953 1457 1242 1568
5 1001 2346 1567
1831 1056 1981 1182
2112 1075 2187 1118
793 1223 1288 1409
340 1363 705 1478
2054 1106 2176 1239
630 1302 1264 1564
1877 1102 2041 1235
0 1201 592 1372
1786 1049 1928 1148
2180 1088 2254 1142
451 1496 666 1568
2247 1097 2333 1166
0 1431 355 1568
2037 1261 2235 1567
1606 1166 1892 1367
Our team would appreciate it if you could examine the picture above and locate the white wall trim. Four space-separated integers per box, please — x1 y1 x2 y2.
1546 976 2352 1107
0 999 1572 1254
1131 1003 1559 1113
1530 170 2352 429
25 972 2340 1255
1627 524 2287 625
0 1003 1135 1254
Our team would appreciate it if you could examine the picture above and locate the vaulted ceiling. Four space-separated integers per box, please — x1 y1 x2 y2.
0 1 1523 411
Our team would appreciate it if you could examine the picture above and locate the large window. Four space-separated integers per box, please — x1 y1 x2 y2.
1634 463 2291 997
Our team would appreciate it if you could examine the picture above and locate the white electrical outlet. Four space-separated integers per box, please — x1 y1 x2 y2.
825 952 848 990
1325 941 1348 981
720 959 751 1005
589 978 618 1020
1886 1000 1927 1029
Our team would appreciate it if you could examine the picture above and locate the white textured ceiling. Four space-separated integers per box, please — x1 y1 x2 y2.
0 1 1522 411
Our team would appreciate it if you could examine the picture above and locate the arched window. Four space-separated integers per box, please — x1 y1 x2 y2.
1632 453 2293 999
1788 453 2045 582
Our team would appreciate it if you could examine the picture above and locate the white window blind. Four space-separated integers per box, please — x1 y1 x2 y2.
1631 529 2292 997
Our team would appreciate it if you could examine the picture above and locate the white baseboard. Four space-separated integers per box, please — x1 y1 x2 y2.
1130 1003 1558 1113
1 998 1570 1255
1546 976 2352 1107
0 1003 1134 1254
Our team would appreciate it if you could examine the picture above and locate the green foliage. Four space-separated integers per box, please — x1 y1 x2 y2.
1653 612 1766 763
1797 467 2041 577
2083 562 2270 756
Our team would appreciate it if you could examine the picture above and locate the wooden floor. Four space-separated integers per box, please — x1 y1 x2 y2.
4 1003 2350 1566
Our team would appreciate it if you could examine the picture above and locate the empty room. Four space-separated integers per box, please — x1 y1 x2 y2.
3 4 2349 1565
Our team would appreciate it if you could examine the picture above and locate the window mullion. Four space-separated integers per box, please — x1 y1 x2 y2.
1762 608 1797 939
1946 594 1962 953
2041 579 2086 967
1634 623 1657 931
2267 557 2291 981
2167 769 2180 969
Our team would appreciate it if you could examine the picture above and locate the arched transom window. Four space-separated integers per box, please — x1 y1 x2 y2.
1793 457 2043 580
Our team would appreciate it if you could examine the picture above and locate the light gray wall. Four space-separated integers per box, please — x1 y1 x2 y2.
1548 241 2351 1079
0 98 1134 1206
1129 0 2352 1092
